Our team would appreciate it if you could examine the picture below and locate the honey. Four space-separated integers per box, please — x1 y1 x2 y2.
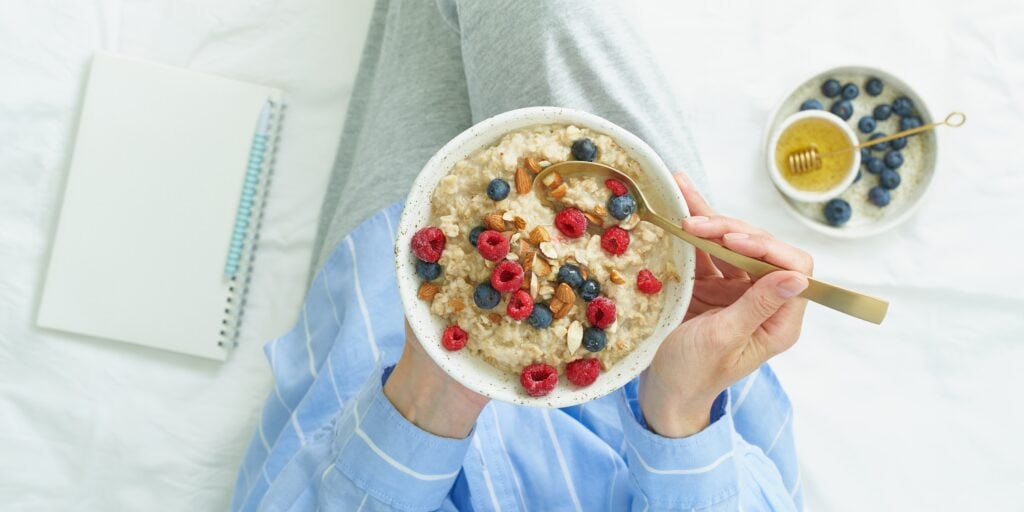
775 117 854 192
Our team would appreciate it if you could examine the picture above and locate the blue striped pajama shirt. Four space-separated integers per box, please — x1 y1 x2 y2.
231 201 803 511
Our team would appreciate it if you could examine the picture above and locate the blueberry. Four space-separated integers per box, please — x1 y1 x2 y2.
800 99 823 111
864 157 884 174
868 186 891 207
473 283 501 309
582 327 607 352
892 97 914 117
527 303 553 328
821 79 841 98
557 263 584 289
858 116 877 134
823 198 852 226
884 150 904 169
415 260 442 281
869 133 889 152
579 279 601 301
841 83 859 100
571 138 597 161
854 169 862 183
830 99 853 120
607 194 636 220
899 116 922 132
866 77 884 96
873 104 893 121
487 179 510 201
879 169 901 189
468 226 485 246
890 136 907 150
860 148 870 161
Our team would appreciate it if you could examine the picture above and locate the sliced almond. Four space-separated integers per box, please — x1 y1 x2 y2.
556 283 576 304
529 226 551 244
501 210 515 222
620 212 640 230
594 205 608 216
484 213 505 231
534 257 552 277
521 247 536 271
538 160 552 168
449 298 465 313
514 167 531 194
524 157 542 174
550 183 568 199
584 211 603 228
529 272 539 298
573 249 589 267
418 282 440 301
513 215 528 231
580 266 589 280
609 268 626 285
539 241 558 259
566 320 583 354
520 271 532 290
506 252 519 261
541 171 563 189
539 285 555 299
488 313 503 324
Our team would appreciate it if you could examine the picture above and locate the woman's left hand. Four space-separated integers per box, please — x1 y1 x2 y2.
638 173 813 438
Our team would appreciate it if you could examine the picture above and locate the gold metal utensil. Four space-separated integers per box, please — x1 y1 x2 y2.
533 161 889 324
787 111 966 174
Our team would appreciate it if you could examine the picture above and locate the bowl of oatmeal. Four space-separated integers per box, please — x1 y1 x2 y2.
396 107 695 407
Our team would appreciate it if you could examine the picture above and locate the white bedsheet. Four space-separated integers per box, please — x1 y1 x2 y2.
1 1 1021 510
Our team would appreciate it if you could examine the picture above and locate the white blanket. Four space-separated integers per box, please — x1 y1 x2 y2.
1 0 1021 510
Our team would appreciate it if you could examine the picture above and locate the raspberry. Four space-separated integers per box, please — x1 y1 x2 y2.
441 325 467 351
605 179 628 196
411 227 446 263
586 297 616 329
520 363 558 397
506 290 534 321
491 260 524 292
636 269 663 294
600 227 630 255
476 230 509 261
554 208 588 238
566 358 601 387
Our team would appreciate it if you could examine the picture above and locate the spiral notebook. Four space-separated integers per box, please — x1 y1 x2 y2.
37 53 284 361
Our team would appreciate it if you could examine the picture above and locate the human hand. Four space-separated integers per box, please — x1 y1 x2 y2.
638 173 813 438
383 322 490 438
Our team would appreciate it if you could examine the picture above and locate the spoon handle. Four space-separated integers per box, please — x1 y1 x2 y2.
644 213 889 324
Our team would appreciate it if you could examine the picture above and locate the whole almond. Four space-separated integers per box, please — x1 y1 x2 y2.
488 313 503 323
529 226 551 244
555 282 576 304
549 298 566 317
521 247 536 271
550 183 568 199
541 171 563 189
552 300 572 319
515 167 531 194
609 268 626 285
449 298 465 313
513 215 528 231
584 211 603 228
418 282 440 301
524 157 542 174
484 213 505 231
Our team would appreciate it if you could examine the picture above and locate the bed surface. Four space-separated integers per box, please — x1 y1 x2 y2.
1 0 1021 510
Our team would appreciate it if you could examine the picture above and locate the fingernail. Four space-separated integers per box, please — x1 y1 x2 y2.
723 232 749 241
686 216 708 224
777 276 808 298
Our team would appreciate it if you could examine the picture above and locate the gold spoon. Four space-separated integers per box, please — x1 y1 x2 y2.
788 111 966 174
533 161 889 324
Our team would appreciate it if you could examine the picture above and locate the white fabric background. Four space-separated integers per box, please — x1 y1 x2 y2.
1 1 1021 510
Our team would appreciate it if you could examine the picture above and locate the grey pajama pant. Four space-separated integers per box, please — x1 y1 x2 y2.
312 0 706 275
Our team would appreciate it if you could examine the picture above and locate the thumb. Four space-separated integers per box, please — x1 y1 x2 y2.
720 271 808 336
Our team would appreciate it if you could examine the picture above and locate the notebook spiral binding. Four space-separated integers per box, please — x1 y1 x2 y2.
219 100 285 350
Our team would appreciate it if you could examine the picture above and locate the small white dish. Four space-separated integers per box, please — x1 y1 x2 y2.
763 65 938 238
766 110 861 203
395 107 695 408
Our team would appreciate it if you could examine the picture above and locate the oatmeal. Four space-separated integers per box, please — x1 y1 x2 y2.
410 124 674 395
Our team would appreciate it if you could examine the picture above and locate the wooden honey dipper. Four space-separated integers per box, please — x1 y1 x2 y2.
787 111 966 174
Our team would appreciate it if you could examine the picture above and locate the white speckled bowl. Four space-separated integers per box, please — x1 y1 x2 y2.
395 107 695 408
764 66 938 238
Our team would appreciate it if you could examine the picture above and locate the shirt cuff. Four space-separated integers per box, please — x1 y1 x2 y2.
618 381 739 509
332 367 472 511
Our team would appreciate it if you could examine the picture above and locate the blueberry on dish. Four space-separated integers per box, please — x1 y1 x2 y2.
800 99 823 111
865 77 884 96
821 79 842 98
